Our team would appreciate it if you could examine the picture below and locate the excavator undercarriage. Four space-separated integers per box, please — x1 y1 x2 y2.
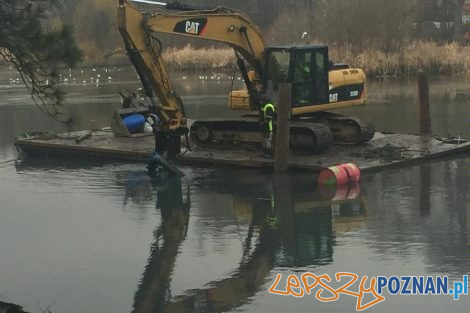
190 114 374 154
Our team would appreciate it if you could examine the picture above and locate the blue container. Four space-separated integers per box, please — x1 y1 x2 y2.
123 114 146 133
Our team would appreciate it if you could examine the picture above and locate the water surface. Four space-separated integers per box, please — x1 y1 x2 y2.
0 67 469 312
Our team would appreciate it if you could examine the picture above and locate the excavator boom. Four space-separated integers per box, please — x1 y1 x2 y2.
144 7 266 75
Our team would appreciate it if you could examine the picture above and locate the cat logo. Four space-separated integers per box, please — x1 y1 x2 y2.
329 93 338 103
185 21 200 35
174 18 208 36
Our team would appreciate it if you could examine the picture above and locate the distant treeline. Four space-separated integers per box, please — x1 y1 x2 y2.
57 0 469 75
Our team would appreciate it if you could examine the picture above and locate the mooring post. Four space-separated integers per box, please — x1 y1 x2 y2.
417 70 431 135
417 70 431 210
274 83 291 172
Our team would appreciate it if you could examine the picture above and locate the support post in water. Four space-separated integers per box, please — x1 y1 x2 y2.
417 70 431 134
417 71 431 216
274 83 292 172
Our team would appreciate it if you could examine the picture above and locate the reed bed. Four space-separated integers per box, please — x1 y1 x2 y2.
163 45 237 72
162 42 470 77
330 41 470 77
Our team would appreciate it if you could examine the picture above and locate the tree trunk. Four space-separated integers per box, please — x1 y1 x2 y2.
454 0 465 41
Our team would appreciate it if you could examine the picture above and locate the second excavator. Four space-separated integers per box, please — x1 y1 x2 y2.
117 0 375 157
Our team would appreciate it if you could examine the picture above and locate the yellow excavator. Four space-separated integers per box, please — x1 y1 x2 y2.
117 0 375 156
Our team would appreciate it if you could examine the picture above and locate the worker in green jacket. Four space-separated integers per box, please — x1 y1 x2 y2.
260 99 275 156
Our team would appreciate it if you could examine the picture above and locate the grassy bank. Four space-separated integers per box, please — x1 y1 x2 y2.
160 42 470 77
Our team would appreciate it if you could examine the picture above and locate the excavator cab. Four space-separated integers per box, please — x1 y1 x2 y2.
265 46 329 107
231 45 365 113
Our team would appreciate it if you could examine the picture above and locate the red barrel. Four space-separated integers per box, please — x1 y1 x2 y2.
344 182 361 199
318 182 361 200
317 163 361 186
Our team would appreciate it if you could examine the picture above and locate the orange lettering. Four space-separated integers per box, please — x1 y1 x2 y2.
356 277 386 311
301 273 320 295
315 274 339 302
335 272 360 297
287 275 304 297
268 274 290 295
270 272 386 311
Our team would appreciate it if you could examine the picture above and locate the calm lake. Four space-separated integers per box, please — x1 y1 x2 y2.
0 66 469 312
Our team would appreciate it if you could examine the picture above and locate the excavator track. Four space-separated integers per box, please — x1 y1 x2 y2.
301 113 375 145
190 119 332 154
290 121 332 153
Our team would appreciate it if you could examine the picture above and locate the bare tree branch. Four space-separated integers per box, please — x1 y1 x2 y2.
0 0 81 123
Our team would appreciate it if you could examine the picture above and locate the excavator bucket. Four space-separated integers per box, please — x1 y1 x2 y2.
110 107 152 137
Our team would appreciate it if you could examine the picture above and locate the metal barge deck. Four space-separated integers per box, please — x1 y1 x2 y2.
15 129 470 173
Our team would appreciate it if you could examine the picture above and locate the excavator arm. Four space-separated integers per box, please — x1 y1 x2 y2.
118 0 188 133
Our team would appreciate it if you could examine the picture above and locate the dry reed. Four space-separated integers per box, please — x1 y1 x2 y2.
162 42 470 77
330 41 470 77
163 44 236 72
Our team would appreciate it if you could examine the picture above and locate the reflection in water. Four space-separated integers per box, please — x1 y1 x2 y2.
362 160 470 279
126 173 366 313
132 175 190 313
419 163 431 217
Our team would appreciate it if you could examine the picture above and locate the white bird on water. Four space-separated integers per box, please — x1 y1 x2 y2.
301 32 309 43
